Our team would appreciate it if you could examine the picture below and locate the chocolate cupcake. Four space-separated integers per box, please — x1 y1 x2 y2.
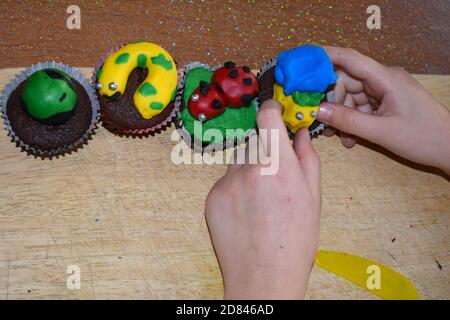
175 61 259 152
258 45 337 138
0 61 100 158
93 41 178 137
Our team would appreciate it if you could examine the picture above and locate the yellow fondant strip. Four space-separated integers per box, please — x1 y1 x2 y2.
315 250 421 300
97 41 177 119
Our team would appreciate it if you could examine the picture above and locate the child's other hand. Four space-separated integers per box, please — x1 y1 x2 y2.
319 46 450 174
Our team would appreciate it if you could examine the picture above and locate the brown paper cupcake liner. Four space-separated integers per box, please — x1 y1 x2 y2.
92 44 178 138
257 58 335 139
0 61 100 159
174 61 259 154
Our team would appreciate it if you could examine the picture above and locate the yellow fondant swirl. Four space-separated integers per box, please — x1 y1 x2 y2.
96 41 177 119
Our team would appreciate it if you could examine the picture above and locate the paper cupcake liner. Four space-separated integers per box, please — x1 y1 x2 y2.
257 58 335 138
174 61 259 153
0 61 100 159
92 44 178 138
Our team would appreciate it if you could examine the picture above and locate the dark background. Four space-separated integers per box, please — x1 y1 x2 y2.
0 0 449 73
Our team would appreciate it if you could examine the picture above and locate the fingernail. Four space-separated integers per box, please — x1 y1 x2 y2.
318 102 335 123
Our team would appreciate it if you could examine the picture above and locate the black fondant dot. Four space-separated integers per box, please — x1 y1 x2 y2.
229 70 239 78
59 92 67 102
199 80 210 89
212 99 223 110
243 78 253 86
215 83 224 94
224 61 236 69
241 94 252 105
243 66 251 73
45 70 75 90
199 80 210 95
45 70 66 81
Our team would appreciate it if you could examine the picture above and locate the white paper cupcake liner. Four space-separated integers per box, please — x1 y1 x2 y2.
257 58 335 138
174 61 259 153
0 61 100 159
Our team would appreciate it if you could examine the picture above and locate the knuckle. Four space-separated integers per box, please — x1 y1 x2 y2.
346 47 357 55
205 186 219 208
340 107 359 130
336 69 346 78
206 177 226 202
390 66 409 79
309 148 321 166
344 47 359 57
244 165 262 187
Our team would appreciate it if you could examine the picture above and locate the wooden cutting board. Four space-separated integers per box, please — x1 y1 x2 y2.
0 68 449 299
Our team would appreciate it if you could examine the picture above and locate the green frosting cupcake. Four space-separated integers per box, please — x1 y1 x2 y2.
21 69 78 125
181 67 257 144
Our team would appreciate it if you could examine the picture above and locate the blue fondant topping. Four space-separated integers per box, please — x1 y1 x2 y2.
274 46 337 95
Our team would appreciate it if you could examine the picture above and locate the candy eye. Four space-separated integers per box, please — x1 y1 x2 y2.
191 93 199 102
108 82 118 91
95 83 103 90
295 112 304 120
198 113 207 122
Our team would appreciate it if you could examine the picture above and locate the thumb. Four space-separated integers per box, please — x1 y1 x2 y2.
293 128 320 196
317 102 383 144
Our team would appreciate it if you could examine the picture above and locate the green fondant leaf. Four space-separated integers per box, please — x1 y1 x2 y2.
115 53 130 64
171 88 176 101
292 91 325 106
96 68 103 79
151 54 173 70
137 54 147 68
139 82 157 96
150 102 164 110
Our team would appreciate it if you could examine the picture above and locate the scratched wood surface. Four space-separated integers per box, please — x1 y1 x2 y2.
0 68 449 300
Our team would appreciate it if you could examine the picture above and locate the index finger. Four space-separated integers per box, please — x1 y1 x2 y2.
322 46 391 96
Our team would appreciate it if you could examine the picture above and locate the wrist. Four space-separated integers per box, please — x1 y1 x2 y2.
224 282 306 300
223 267 310 300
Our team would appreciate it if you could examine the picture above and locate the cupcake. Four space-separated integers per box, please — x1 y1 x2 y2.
258 45 337 137
0 61 100 158
175 61 260 152
94 41 178 137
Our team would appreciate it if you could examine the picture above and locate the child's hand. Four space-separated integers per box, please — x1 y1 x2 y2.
319 46 450 174
205 100 321 299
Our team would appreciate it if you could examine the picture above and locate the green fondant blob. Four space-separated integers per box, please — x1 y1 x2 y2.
171 87 177 101
137 54 147 68
151 54 173 70
115 53 130 64
181 67 256 144
150 102 164 110
292 91 325 106
138 82 157 96
21 69 78 124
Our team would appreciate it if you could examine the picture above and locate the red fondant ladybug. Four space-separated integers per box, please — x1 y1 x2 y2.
212 61 259 107
188 80 226 121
